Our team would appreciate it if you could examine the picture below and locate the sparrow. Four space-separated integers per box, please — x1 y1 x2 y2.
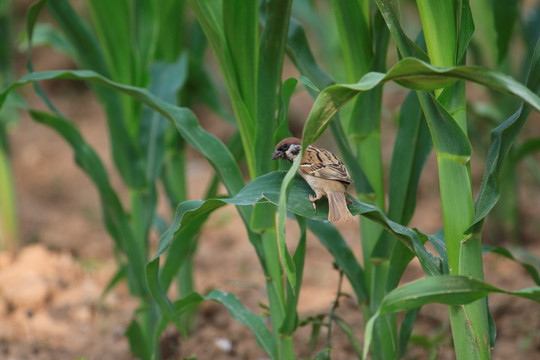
272 137 354 223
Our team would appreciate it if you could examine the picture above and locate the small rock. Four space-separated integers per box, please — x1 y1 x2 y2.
214 337 233 353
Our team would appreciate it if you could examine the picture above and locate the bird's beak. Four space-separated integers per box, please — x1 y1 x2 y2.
272 150 284 160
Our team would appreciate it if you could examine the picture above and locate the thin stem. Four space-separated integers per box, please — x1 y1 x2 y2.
326 267 344 348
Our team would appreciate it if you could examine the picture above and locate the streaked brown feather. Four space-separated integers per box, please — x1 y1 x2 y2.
300 146 352 185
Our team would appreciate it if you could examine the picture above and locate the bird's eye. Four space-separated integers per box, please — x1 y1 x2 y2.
282 144 289 150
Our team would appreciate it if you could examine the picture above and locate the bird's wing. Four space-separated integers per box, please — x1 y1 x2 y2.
300 146 352 184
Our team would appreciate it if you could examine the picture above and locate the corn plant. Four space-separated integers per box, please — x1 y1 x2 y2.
6 0 228 358
0 0 19 252
2 0 540 359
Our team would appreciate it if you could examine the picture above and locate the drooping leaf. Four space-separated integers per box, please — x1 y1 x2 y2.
206 290 276 359
363 275 540 359
472 40 540 230
383 275 540 314
280 215 307 335
126 319 151 360
483 246 540 286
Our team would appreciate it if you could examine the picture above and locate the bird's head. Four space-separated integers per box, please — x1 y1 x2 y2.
272 137 302 162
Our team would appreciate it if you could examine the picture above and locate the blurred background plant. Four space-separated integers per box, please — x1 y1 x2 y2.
0 0 19 252
1 0 540 359
4 0 232 357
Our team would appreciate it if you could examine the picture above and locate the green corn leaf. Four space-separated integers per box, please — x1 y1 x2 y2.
151 292 206 358
456 0 475 65
472 40 540 230
24 0 62 117
86 0 136 86
188 0 256 175
335 316 363 358
206 290 276 359
0 0 12 84
223 0 258 118
286 18 334 90
300 57 540 150
126 319 151 360
146 257 188 338
19 23 75 56
99 264 127 303
387 91 432 225
133 0 158 75
416 0 457 67
184 21 230 119
314 348 331 360
276 159 301 291
0 67 266 272
159 212 209 293
398 308 420 358
363 275 540 359
383 275 540 313
305 314 325 353
483 246 540 286
34 0 148 189
0 70 246 196
151 290 276 359
274 77 297 143
374 0 429 61
280 215 307 335
141 53 188 181
0 68 264 308
331 0 371 81
44 0 110 75
155 0 185 61
492 0 518 64
256 0 292 176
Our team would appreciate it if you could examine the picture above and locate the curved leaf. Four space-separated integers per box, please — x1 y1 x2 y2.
302 57 540 149
472 40 540 230
483 246 540 286
206 290 276 358
151 290 276 360
0 70 245 197
363 275 540 359
380 276 540 313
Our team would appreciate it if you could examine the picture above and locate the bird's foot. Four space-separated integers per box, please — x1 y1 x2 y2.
309 194 318 214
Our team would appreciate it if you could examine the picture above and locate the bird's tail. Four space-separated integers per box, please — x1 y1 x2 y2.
327 192 354 223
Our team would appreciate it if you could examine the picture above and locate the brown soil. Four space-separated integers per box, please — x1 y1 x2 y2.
2 44 540 360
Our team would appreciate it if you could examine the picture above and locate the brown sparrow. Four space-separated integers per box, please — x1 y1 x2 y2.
272 137 354 222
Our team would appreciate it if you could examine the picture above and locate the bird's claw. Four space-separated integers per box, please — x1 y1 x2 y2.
309 194 317 214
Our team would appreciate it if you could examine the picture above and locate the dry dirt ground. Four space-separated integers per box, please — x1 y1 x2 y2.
2 48 540 359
